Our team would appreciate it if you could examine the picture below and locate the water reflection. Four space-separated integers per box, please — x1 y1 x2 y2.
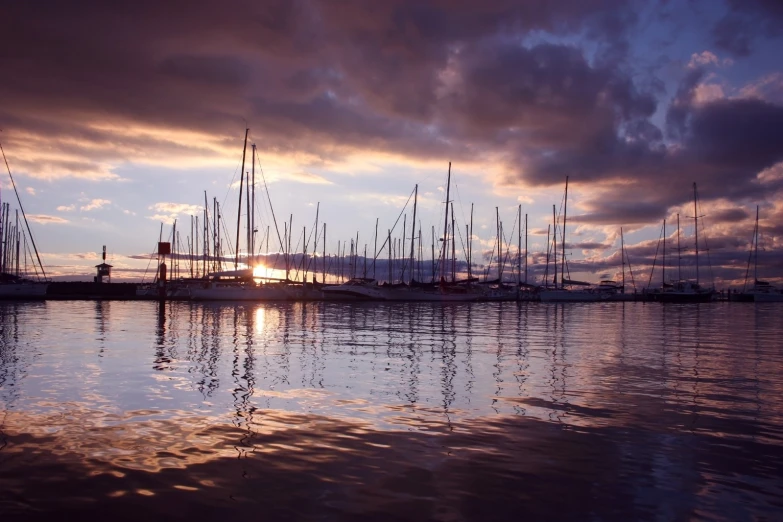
135 302 783 433
1 301 783 520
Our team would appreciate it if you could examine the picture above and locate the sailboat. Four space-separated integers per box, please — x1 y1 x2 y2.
742 206 783 302
539 177 612 302
325 164 482 302
606 228 637 301
391 163 481 302
188 128 293 301
647 183 714 303
0 141 48 298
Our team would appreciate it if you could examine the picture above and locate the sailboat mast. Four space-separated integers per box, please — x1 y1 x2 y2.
0 203 5 274
662 218 666 286
246 170 251 267
202 195 208 278
284 223 288 280
544 224 551 285
552 205 557 288
408 184 417 283
469 203 474 279
465 227 469 277
561 176 568 287
431 226 435 283
172 219 177 279
517 205 522 288
235 128 249 270
621 227 626 293
754 205 759 284
373 218 378 280
401 214 406 281
1 203 6 274
418 223 423 281
693 182 699 285
677 213 681 280
524 213 528 285
15 213 20 277
441 162 451 281
288 214 293 280
251 143 256 266
388 229 392 283
313 202 320 282
190 215 194 279
496 207 501 281
451 202 456 281
213 198 217 273
11 210 19 277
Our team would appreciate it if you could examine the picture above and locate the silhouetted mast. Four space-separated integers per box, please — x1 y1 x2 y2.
621 227 626 292
408 184 417 283
373 218 378 279
235 128 248 270
517 205 522 292
251 143 256 265
693 182 699 285
561 176 568 287
440 162 451 281
524 213 528 284
496 207 501 281
754 205 759 284
552 205 557 288
451 202 456 281
662 218 666 286
468 203 474 279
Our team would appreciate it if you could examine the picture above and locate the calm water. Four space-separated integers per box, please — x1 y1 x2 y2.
1 300 782 521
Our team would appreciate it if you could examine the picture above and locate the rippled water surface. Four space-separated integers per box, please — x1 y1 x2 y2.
1 300 782 520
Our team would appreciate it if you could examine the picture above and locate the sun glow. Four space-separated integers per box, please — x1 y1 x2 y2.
252 264 287 281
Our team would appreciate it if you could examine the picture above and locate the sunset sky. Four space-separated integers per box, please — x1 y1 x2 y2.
1 0 781 287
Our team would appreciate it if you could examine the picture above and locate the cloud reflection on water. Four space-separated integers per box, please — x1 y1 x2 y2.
2 405 783 521
1 301 783 520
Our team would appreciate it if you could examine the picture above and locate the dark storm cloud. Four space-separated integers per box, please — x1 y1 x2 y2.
710 208 751 224
548 71 783 226
570 201 667 225
0 0 630 146
0 0 322 149
446 41 656 145
316 0 631 119
687 99 783 174
566 242 611 250
712 17 753 57
665 68 704 140
1 0 781 234
713 0 783 57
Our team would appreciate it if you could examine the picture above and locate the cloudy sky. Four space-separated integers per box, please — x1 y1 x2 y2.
1 0 781 287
